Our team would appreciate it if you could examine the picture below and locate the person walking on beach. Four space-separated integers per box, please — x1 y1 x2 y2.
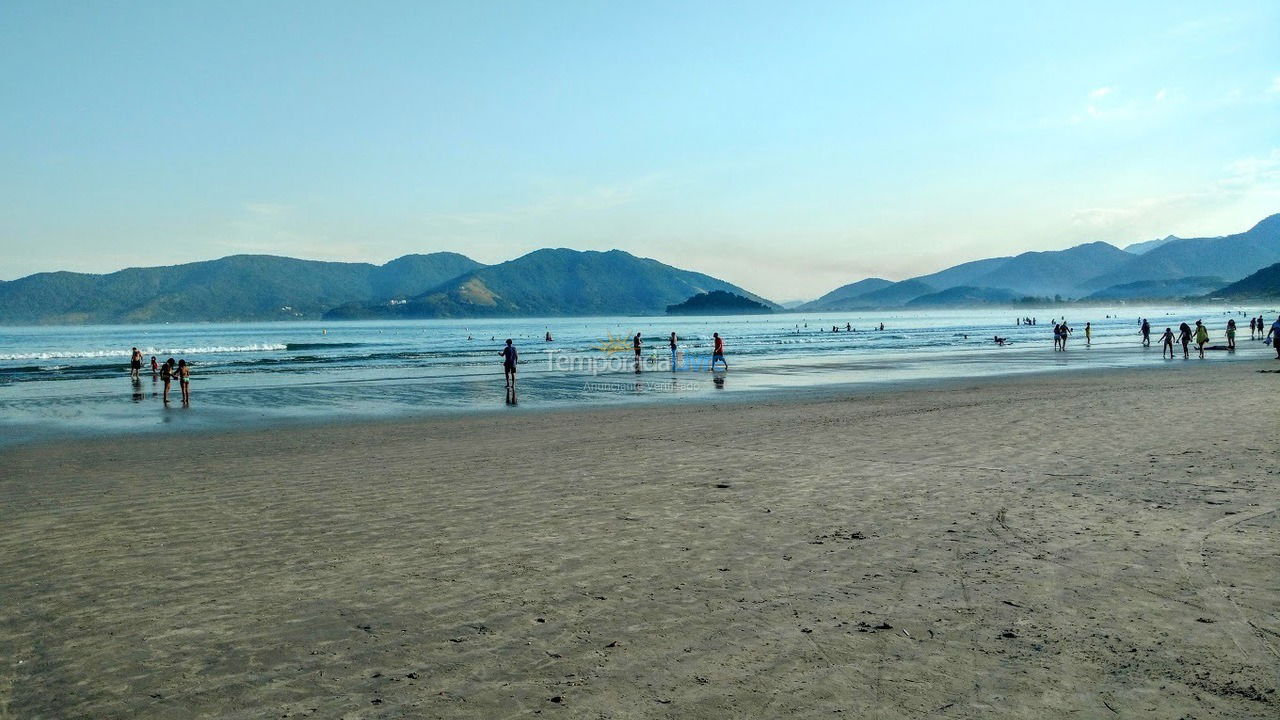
1249 317 1257 340
1052 323 1062 351
177 359 191 404
1141 318 1151 347
1084 322 1092 347
1193 320 1209 359
1226 319 1236 350
711 332 728 370
500 339 518 387
633 332 643 374
668 332 678 371
160 357 175 403
1160 327 1175 358
1059 320 1072 350
1268 317 1280 359
1177 322 1192 359
130 347 143 379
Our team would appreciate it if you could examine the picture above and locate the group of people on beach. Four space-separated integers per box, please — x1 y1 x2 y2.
1134 315 1280 359
129 347 191 404
499 330 730 385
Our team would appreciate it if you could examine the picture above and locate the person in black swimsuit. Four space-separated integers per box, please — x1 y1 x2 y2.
130 347 143 380
500 339 518 387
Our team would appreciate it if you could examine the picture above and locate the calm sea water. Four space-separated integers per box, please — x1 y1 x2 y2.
0 305 1272 446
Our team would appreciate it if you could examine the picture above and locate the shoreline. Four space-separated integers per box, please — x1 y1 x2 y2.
2 347 1274 452
2 358 1277 717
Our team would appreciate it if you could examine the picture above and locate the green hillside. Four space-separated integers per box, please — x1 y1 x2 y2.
325 249 775 319
1209 262 1280 299
667 290 773 315
0 253 483 324
796 278 893 311
1081 214 1280 290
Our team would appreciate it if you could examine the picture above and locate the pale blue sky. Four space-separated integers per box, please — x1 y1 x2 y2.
1 1 1277 299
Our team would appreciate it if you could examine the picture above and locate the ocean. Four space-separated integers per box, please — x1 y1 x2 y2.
0 305 1271 446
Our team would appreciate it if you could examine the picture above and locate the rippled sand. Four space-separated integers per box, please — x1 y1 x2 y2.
2 361 1277 718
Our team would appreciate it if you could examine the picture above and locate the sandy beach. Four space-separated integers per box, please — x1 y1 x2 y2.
2 360 1277 719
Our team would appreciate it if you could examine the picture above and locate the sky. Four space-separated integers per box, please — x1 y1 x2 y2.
1 1 1278 301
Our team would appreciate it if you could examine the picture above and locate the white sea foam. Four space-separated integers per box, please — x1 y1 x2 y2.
0 344 288 361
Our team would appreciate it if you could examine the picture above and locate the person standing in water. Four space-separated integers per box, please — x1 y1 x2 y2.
1193 320 1209 358
1141 318 1151 347
129 347 143 379
177 359 191 404
1249 317 1257 340
149 356 159 377
711 332 728 370
1084 322 1092 347
500 339 518 387
1226 319 1236 350
160 357 176 403
1160 327 1175 358
632 332 643 374
1177 322 1193 359
668 332 678 371
1268 316 1280 359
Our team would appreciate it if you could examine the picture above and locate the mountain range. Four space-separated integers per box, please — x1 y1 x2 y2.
0 253 482 324
3 213 1278 324
324 249 773 319
800 213 1280 310
1210 262 1280 299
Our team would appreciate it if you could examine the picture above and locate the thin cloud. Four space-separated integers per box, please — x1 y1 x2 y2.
1154 88 1167 101
1089 86 1114 99
1269 76 1280 94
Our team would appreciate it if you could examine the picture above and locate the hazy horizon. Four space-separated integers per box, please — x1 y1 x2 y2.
2 1 1278 299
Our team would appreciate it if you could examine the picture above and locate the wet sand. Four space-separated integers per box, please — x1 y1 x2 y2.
2 361 1278 718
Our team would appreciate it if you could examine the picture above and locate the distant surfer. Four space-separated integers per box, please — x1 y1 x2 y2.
500 339 518 387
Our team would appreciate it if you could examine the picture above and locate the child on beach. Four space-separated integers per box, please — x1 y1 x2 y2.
160 357 175 403
1160 328 1175 358
177 359 191 404
1084 322 1092 346
1226 319 1236 350
150 356 159 377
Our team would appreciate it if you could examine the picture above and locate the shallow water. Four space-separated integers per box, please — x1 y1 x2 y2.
0 305 1272 446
